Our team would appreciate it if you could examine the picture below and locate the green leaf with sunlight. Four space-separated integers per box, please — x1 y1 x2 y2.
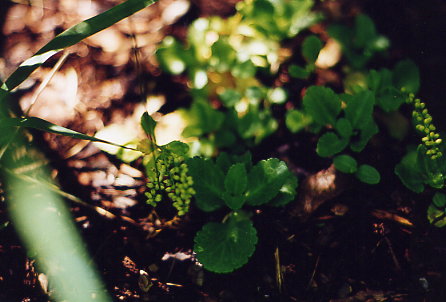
245 158 289 206
162 141 189 157
267 170 298 207
141 112 156 138
427 192 446 227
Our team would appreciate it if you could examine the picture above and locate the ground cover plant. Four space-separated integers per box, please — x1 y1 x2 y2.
2 0 446 301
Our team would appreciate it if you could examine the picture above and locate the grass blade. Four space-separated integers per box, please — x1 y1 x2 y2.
1 117 140 151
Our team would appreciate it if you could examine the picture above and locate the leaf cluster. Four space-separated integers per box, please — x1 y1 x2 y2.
395 145 446 193
187 153 297 273
287 85 380 184
328 14 389 69
156 0 319 155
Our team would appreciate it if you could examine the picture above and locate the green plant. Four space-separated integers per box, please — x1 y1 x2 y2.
367 59 420 112
287 85 381 184
393 91 444 194
140 113 196 216
328 14 389 69
156 0 319 155
288 34 323 79
283 11 428 188
187 153 297 273
427 192 446 227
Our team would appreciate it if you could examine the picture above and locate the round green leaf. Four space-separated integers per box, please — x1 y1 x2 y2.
316 132 348 157
302 35 323 63
335 118 353 138
333 154 358 174
194 214 258 273
355 164 380 184
245 158 290 206
433 192 446 208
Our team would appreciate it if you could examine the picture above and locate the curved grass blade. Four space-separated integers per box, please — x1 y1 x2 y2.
0 117 140 151
2 139 113 302
3 0 157 91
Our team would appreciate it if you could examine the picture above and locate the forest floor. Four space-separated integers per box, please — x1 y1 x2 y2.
1 0 446 301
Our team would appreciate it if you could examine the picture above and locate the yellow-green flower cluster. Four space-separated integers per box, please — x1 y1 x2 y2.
408 94 443 159
145 153 195 216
